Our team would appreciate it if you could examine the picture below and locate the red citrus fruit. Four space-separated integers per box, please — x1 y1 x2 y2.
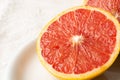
36 6 120 80
85 0 120 22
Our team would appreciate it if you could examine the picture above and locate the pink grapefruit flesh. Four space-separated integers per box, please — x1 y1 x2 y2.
40 8 116 74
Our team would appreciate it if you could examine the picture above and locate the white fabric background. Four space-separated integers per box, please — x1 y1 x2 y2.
0 0 83 80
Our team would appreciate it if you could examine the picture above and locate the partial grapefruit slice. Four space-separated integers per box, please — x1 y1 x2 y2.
85 0 120 22
36 6 120 80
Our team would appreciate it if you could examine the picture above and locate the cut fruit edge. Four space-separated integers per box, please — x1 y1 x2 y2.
83 0 113 15
36 6 120 80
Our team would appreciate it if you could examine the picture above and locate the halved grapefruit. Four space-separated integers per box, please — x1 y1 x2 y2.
84 0 120 22
36 6 120 80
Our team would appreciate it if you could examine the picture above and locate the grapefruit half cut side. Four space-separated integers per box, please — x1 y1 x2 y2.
84 0 120 22
36 6 120 80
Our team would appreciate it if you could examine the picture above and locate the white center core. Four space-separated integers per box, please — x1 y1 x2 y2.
72 35 84 44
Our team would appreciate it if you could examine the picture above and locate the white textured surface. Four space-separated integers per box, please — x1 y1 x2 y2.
0 0 84 80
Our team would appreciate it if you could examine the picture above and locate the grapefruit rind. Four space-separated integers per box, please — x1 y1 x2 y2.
83 0 89 6
36 6 120 80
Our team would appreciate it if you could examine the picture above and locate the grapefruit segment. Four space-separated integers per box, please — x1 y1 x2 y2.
37 6 120 80
85 0 120 22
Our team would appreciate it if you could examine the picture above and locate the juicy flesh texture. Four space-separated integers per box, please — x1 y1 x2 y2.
86 0 120 22
40 9 116 74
